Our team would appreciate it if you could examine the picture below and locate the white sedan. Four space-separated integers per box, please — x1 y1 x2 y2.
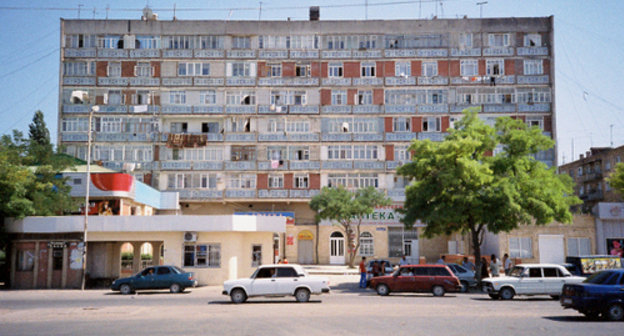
482 263 585 300
222 264 330 303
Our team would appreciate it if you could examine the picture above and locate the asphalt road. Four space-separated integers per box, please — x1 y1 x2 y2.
0 274 620 336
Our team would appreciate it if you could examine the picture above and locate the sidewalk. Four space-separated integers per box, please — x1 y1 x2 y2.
303 264 360 275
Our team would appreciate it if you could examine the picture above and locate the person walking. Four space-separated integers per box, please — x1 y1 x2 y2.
480 257 490 280
462 257 475 272
437 255 446 264
503 253 513 275
399 255 408 266
490 254 502 277
359 257 367 288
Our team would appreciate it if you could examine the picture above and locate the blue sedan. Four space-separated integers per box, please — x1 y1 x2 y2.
561 269 624 320
111 265 197 294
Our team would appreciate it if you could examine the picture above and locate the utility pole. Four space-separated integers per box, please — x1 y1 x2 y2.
477 1 488 19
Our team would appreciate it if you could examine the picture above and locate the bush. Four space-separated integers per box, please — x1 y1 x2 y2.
141 253 152 261
121 252 133 261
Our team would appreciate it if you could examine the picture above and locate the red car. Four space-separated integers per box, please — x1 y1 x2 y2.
369 264 462 297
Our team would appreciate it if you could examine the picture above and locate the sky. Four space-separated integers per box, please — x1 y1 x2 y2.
0 0 623 165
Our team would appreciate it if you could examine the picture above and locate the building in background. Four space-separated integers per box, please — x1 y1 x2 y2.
58 11 556 265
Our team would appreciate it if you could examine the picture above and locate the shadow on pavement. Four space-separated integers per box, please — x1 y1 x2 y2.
470 296 556 302
105 290 191 296
208 299 322 305
542 315 604 323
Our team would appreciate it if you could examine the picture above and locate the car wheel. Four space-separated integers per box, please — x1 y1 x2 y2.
605 303 624 321
119 284 133 295
488 293 499 300
460 281 469 293
499 287 515 300
432 285 445 297
295 288 311 303
169 283 182 293
230 289 247 304
376 284 390 296
550 295 560 300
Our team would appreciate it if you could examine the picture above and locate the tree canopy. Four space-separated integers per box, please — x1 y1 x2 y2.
608 162 624 196
398 109 580 280
310 186 391 267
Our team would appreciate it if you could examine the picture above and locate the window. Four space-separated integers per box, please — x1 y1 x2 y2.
328 62 344 77
200 90 217 105
328 145 352 160
459 33 473 48
258 36 288 49
135 35 159 49
229 174 256 189
526 117 543 130
184 243 220 268
228 117 251 132
460 60 478 77
133 90 151 105
395 144 411 162
394 61 410 78
268 63 282 77
178 62 210 76
331 90 347 105
524 60 543 75
291 146 310 161
134 62 153 77
61 118 89 132
156 267 170 275
361 62 376 77
353 145 378 160
167 173 217 189
169 91 186 104
267 118 285 133
52 247 63 270
97 117 123 133
509 237 533 258
524 34 542 47
393 117 411 132
63 61 95 76
231 145 255 161
252 245 262 267
486 59 504 76
528 268 542 278
296 64 311 77
232 36 251 49
488 33 511 47
290 35 318 49
325 36 346 49
359 232 374 256
98 35 123 49
516 88 552 104
163 35 223 49
543 268 559 278
108 62 121 77
268 174 284 188
352 119 377 133
170 122 188 133
567 238 591 256
422 117 441 132
201 122 220 134
65 34 96 48
17 250 34 271
357 90 373 105
327 173 378 188
286 120 310 133
294 174 309 189
226 91 255 105
421 62 438 77
229 62 255 77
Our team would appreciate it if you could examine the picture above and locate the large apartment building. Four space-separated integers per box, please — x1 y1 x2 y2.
58 13 556 265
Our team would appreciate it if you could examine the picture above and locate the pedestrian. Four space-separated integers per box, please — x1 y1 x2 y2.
399 255 408 266
359 257 367 288
372 260 381 277
380 261 387 275
503 253 512 275
490 254 502 277
437 255 446 264
462 257 475 272
480 257 489 279
277 258 282 264
282 257 288 264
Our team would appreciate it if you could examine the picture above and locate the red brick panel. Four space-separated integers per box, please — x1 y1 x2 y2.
320 62 328 77
95 96 105 105
344 61 360 78
283 62 295 77
96 61 108 77
121 61 136 77
512 115 526 123
257 174 268 189
256 61 266 78
384 117 393 133
383 61 395 77
441 116 450 132
144 173 152 185
36 242 48 288
449 60 460 77
312 62 322 77
385 145 395 161
373 89 384 105
544 116 552 132
544 59 551 75
411 61 421 76
478 60 486 76
309 174 321 189
320 89 331 106
153 146 159 161
124 90 133 105
505 59 516 75
412 117 422 132
150 61 161 77
438 60 449 77
153 96 161 105
284 173 293 189
347 89 357 105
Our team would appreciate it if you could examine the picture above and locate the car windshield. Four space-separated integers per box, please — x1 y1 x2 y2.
509 266 525 277
584 271 616 284
171 266 184 274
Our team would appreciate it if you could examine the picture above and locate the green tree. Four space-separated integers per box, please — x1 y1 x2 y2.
607 162 624 195
398 110 580 281
310 186 392 267
28 110 53 165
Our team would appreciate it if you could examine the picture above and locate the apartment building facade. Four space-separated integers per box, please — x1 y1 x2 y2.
58 15 556 265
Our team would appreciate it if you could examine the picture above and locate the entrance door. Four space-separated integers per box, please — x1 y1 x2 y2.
539 235 564 264
298 240 314 264
329 232 345 264
404 239 419 264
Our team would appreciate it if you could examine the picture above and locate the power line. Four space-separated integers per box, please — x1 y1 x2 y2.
1 84 58 136
0 48 59 80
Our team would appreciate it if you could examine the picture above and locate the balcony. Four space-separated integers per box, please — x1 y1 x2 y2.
97 49 128 58
322 161 353 169
353 78 384 86
417 77 448 85
585 190 604 201
225 106 256 114
194 50 224 58
258 50 288 59
162 105 192 114
162 77 192 86
161 161 192 170
517 47 548 56
289 105 319 114
178 189 223 200
193 105 223 114
450 48 481 57
163 50 193 58
322 78 351 86
258 189 289 198
385 77 416 86
290 189 320 198
63 77 96 86
417 104 448 113
517 75 549 84
385 105 417 113
290 50 319 59
129 49 160 58
226 190 257 198
354 161 385 170
352 50 382 58
582 171 603 182
418 132 447 141
321 50 352 59
258 133 288 142
353 133 384 142
227 50 256 58
224 161 256 171
354 105 383 114
226 77 256 86
483 47 514 56
321 106 351 114
518 103 550 113
385 133 417 141
289 161 321 170
64 48 96 58
258 161 288 170
98 78 129 86
193 161 223 170
288 133 319 142
225 133 256 142
194 78 224 86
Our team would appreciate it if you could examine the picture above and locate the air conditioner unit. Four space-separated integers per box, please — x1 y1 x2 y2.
184 232 197 242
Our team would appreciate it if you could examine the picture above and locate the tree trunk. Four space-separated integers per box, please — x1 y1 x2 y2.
471 228 483 285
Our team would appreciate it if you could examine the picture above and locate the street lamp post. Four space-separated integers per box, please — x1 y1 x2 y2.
81 104 99 291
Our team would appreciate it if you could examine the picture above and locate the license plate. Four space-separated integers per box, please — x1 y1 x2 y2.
562 298 572 305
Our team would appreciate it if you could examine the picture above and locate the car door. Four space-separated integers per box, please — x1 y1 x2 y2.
412 267 431 292
274 266 300 294
393 267 416 292
517 267 545 294
249 267 277 295
155 266 173 289
136 267 157 289
542 267 565 294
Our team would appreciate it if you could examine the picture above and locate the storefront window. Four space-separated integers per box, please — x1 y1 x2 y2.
252 244 262 267
17 250 34 271
359 232 374 256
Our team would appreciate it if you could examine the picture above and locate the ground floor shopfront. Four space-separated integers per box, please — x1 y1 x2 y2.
594 203 624 257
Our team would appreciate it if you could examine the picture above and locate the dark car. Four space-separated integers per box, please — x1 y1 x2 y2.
369 264 461 297
111 265 197 294
561 269 624 320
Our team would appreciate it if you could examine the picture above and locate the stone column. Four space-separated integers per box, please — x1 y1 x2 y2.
132 242 142 273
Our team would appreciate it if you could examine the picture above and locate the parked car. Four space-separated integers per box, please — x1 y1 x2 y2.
563 255 623 277
482 263 585 300
366 259 395 276
561 269 624 320
369 264 461 297
111 265 197 294
222 264 330 303
446 263 477 292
